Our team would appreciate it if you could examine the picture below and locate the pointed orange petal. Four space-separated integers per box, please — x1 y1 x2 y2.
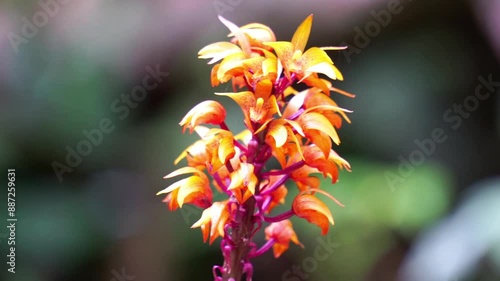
291 14 313 53
307 130 332 158
200 223 210 243
218 135 236 164
179 100 227 133
217 52 248 82
305 62 343 81
293 194 334 235
300 47 333 67
198 42 242 64
266 121 288 148
298 112 340 145
231 22 276 42
254 78 273 100
258 49 278 77
191 206 212 229
177 175 210 208
265 220 303 258
283 90 306 118
218 15 251 55
209 201 229 244
284 119 305 137
302 145 338 181
216 91 255 114
164 166 204 179
162 191 179 211
211 64 221 87
156 178 189 195
263 41 294 78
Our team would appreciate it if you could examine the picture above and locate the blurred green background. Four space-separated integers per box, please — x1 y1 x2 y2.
1 0 499 281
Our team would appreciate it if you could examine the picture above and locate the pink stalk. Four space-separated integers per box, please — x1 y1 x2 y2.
263 210 294 223
248 239 275 258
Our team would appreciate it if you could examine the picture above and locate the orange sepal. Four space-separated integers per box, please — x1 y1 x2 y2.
292 194 334 235
191 201 230 244
291 14 313 53
179 101 226 133
297 112 340 146
290 164 321 191
228 163 258 196
203 129 236 173
157 167 212 209
303 145 351 183
267 184 288 213
265 220 303 258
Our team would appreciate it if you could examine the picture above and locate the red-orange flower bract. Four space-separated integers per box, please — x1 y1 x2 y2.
158 14 356 281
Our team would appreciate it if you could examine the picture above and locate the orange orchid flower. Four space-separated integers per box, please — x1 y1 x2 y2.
161 15 356 281
157 167 212 210
179 100 227 133
216 91 280 130
265 220 303 258
227 163 258 203
302 145 351 183
263 15 346 94
192 201 231 244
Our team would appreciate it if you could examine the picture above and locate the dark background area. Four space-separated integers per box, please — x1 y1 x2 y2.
1 0 499 280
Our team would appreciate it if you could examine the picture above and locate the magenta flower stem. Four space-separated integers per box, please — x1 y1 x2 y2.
233 140 248 153
262 160 305 177
213 172 231 195
220 121 230 131
260 174 290 196
248 239 275 258
263 209 294 223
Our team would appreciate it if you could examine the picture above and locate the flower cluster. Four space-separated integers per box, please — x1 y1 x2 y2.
158 14 354 281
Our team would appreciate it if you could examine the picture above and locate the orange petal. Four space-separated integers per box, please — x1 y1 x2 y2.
298 112 340 145
191 201 229 244
254 78 273 100
302 145 339 181
283 90 306 118
179 101 227 133
162 191 179 211
164 166 204 179
218 15 251 55
228 163 257 195
198 41 242 64
216 91 255 115
265 220 303 258
291 14 313 53
307 130 332 158
211 64 221 87
291 165 321 191
208 201 230 244
258 49 278 77
174 139 206 166
266 183 288 213
218 135 236 164
231 22 276 43
305 62 343 81
217 52 248 82
299 47 333 68
266 120 288 148
293 194 334 235
157 178 189 195
263 41 294 78
176 175 211 208
302 74 330 95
